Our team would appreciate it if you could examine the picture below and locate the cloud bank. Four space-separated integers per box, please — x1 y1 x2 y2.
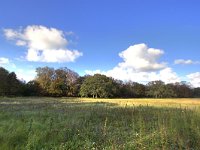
4 25 82 63
85 43 180 84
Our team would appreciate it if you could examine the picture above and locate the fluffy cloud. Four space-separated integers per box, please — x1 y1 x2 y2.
0 57 9 65
85 43 180 84
158 67 180 83
26 48 81 63
187 72 200 88
118 43 166 72
174 59 200 65
4 25 82 63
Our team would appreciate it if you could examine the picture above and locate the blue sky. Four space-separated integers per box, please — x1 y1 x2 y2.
0 0 200 87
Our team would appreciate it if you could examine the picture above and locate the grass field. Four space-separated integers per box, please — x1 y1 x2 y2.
0 97 200 149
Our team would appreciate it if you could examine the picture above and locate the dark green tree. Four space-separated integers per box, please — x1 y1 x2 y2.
80 74 118 98
0 67 9 96
193 88 200 98
146 80 166 98
0 67 24 96
132 82 146 97
7 72 23 96
164 83 177 98
24 80 43 96
173 82 193 98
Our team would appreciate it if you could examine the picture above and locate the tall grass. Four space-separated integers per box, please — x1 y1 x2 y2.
0 97 200 149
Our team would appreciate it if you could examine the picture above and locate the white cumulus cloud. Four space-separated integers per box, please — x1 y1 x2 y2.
4 25 82 63
174 59 200 65
85 43 180 84
158 67 180 83
118 43 166 72
187 72 200 88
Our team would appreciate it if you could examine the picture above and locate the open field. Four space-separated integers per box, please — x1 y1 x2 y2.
0 97 200 149
76 98 200 109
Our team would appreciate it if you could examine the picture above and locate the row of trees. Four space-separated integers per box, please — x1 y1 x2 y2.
0 66 200 98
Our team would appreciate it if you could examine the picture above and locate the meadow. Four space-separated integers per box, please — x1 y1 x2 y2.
0 97 200 150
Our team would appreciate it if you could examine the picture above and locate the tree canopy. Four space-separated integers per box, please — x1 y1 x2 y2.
35 67 79 96
0 67 199 98
80 74 118 98
0 67 24 96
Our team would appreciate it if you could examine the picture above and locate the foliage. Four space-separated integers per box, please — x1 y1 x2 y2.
23 81 43 96
0 67 24 96
173 82 193 98
146 81 177 98
119 81 146 98
193 88 200 98
35 67 79 96
80 74 118 98
0 67 199 98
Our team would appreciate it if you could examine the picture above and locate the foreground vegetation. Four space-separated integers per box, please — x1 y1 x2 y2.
0 97 200 149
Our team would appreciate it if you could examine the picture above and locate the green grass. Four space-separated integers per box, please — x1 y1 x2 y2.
0 97 200 149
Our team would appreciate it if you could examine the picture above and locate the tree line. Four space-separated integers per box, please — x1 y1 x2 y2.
0 66 200 98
